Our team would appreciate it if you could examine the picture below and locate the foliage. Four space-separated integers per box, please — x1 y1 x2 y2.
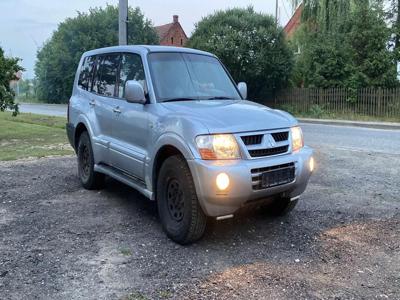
187 7 294 101
0 47 24 115
0 111 73 161
35 5 159 103
292 0 398 92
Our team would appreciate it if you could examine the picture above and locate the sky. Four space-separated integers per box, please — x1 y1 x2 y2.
0 0 293 78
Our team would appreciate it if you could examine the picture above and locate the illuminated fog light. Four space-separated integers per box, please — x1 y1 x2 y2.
309 157 315 172
216 173 230 191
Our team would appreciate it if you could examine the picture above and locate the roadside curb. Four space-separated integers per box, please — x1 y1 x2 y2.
298 118 400 130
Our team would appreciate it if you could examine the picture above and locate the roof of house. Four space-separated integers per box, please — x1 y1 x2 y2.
284 3 303 38
154 15 188 41
155 23 175 41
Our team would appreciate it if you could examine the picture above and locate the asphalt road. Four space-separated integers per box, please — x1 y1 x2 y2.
18 103 67 117
0 124 399 299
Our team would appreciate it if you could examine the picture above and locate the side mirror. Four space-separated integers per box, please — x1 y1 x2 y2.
125 80 146 104
238 82 247 99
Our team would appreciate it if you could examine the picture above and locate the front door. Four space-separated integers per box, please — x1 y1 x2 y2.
109 53 149 181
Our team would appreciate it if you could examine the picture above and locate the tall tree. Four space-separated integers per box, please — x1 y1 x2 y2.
292 0 397 89
35 5 158 103
188 7 293 101
0 47 24 115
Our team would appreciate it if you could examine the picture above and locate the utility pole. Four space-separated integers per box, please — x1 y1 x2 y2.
275 0 279 27
119 0 128 45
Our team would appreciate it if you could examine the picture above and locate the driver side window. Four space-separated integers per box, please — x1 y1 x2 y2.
117 53 146 99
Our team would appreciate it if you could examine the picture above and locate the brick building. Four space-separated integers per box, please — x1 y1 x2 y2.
155 15 188 47
283 4 303 39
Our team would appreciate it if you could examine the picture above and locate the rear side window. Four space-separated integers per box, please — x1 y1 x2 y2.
92 54 120 97
78 56 96 90
117 53 146 98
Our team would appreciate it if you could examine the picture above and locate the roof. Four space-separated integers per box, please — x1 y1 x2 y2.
82 45 214 58
284 3 303 39
154 23 174 41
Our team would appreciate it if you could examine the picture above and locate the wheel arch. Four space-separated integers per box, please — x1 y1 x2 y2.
152 144 185 199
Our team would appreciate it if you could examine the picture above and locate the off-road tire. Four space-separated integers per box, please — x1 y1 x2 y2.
157 155 207 244
77 131 104 190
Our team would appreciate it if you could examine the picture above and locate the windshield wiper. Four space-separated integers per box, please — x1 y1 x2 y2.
204 96 236 100
162 97 198 103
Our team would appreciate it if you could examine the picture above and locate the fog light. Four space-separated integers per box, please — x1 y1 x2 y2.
216 173 230 191
309 157 315 172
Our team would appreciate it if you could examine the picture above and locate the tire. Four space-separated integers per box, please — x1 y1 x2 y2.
157 155 207 244
77 131 104 190
263 197 298 216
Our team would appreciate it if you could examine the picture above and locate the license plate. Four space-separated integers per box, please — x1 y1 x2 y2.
261 166 295 188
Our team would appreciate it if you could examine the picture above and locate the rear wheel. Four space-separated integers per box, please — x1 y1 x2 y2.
157 155 207 244
77 131 104 190
262 197 298 216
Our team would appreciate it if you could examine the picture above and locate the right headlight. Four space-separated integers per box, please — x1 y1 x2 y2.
195 134 240 160
291 126 304 152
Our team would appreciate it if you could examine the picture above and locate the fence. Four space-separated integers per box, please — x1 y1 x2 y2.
262 87 400 119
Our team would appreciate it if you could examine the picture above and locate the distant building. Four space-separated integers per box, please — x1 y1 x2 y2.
284 3 303 39
9 70 22 91
155 15 188 47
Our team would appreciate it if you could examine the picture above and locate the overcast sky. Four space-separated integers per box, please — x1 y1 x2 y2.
0 0 293 78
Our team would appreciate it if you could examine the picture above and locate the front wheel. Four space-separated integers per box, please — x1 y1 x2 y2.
157 155 207 244
77 131 104 190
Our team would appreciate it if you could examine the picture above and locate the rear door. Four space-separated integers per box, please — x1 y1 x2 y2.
108 52 149 180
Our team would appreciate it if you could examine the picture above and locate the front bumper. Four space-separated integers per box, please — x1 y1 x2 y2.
188 146 314 217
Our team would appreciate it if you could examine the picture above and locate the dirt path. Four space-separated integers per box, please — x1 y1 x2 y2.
0 147 399 299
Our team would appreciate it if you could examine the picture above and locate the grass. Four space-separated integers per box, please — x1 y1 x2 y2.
0 111 73 161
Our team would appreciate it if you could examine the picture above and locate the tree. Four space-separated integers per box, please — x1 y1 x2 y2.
187 7 294 101
0 47 24 115
35 5 159 103
292 0 397 90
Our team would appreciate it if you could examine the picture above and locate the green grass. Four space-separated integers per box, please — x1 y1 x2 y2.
0 111 73 161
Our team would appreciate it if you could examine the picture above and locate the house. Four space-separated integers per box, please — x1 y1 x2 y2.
155 15 188 47
284 3 303 39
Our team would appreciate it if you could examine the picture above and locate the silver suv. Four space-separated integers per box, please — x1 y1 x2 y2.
67 45 314 244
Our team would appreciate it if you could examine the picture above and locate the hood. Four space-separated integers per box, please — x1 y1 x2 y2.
161 100 297 134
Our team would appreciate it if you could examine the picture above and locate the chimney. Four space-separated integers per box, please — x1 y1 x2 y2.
173 15 179 23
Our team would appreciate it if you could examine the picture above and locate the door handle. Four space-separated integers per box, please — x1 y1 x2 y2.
113 106 121 114
89 100 96 107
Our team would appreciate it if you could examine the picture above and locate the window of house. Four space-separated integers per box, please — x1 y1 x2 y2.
171 37 174 44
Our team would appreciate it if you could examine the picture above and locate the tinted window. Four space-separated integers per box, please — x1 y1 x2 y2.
117 53 146 98
78 56 96 90
92 54 120 97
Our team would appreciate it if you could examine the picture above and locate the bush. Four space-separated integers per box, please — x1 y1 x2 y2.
187 7 293 101
35 5 159 103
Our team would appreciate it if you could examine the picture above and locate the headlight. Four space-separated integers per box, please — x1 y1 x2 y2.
291 126 304 152
195 134 240 160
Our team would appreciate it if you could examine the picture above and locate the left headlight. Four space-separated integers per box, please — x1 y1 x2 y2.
291 126 304 152
195 134 240 160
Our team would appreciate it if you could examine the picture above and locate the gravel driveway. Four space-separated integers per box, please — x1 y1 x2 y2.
1 135 399 299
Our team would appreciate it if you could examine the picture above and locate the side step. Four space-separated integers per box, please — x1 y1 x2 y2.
94 164 153 200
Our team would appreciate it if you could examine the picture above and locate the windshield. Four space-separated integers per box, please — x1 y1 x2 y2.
148 52 242 102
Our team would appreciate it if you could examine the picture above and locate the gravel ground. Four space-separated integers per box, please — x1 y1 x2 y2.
0 143 399 299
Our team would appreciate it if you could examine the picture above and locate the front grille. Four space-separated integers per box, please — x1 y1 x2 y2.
241 134 263 145
272 131 289 142
248 145 288 158
251 162 295 190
